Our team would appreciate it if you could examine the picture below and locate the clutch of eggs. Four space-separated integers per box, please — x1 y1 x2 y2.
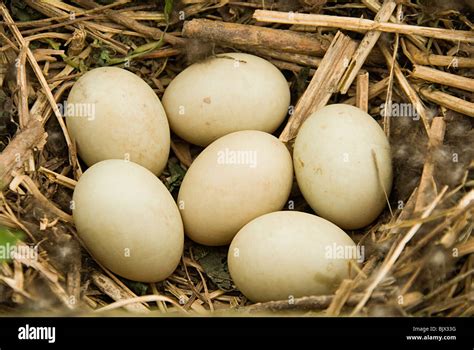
65 52 392 297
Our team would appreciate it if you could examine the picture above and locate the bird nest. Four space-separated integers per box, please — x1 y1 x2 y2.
0 0 472 316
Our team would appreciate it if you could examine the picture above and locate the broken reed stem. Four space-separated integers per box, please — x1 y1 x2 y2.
404 41 474 68
417 87 474 118
253 10 474 43
182 19 330 56
356 71 369 112
411 64 474 93
339 0 396 94
16 47 29 129
38 167 77 189
279 31 357 142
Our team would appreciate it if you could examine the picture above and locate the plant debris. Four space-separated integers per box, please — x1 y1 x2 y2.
0 0 472 316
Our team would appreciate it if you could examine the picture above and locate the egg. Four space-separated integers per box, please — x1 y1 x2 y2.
162 53 290 146
294 104 393 229
178 130 293 246
66 67 170 175
72 159 184 282
228 211 358 302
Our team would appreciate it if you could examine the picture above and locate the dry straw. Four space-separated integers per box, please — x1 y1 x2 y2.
0 0 472 316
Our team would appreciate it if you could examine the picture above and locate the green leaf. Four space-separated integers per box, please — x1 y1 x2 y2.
105 39 165 66
164 158 186 192
132 40 164 55
169 159 186 183
125 281 149 296
193 245 234 292
44 38 61 51
99 49 111 62
0 227 24 263
95 48 115 66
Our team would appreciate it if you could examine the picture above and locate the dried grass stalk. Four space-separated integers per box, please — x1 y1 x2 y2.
404 41 474 68
411 64 474 92
356 71 370 112
418 87 474 118
279 31 357 142
253 10 474 43
339 0 396 94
